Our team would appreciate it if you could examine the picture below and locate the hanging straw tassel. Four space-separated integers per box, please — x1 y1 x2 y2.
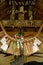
6 41 14 54
27 42 33 55
24 43 29 56
23 39 34 56
14 43 20 56
7 39 11 46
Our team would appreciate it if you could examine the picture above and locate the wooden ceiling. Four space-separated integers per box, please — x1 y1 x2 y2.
0 0 43 20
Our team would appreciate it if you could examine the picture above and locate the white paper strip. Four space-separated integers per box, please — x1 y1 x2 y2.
0 35 7 45
1 44 8 51
32 45 39 53
34 37 41 46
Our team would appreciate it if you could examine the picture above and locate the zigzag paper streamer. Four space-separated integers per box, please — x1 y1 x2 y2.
1 44 8 51
34 37 41 46
32 45 39 53
0 35 7 45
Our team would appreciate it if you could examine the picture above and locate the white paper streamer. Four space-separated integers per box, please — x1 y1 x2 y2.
0 35 7 45
34 37 41 46
1 44 8 51
32 45 39 53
